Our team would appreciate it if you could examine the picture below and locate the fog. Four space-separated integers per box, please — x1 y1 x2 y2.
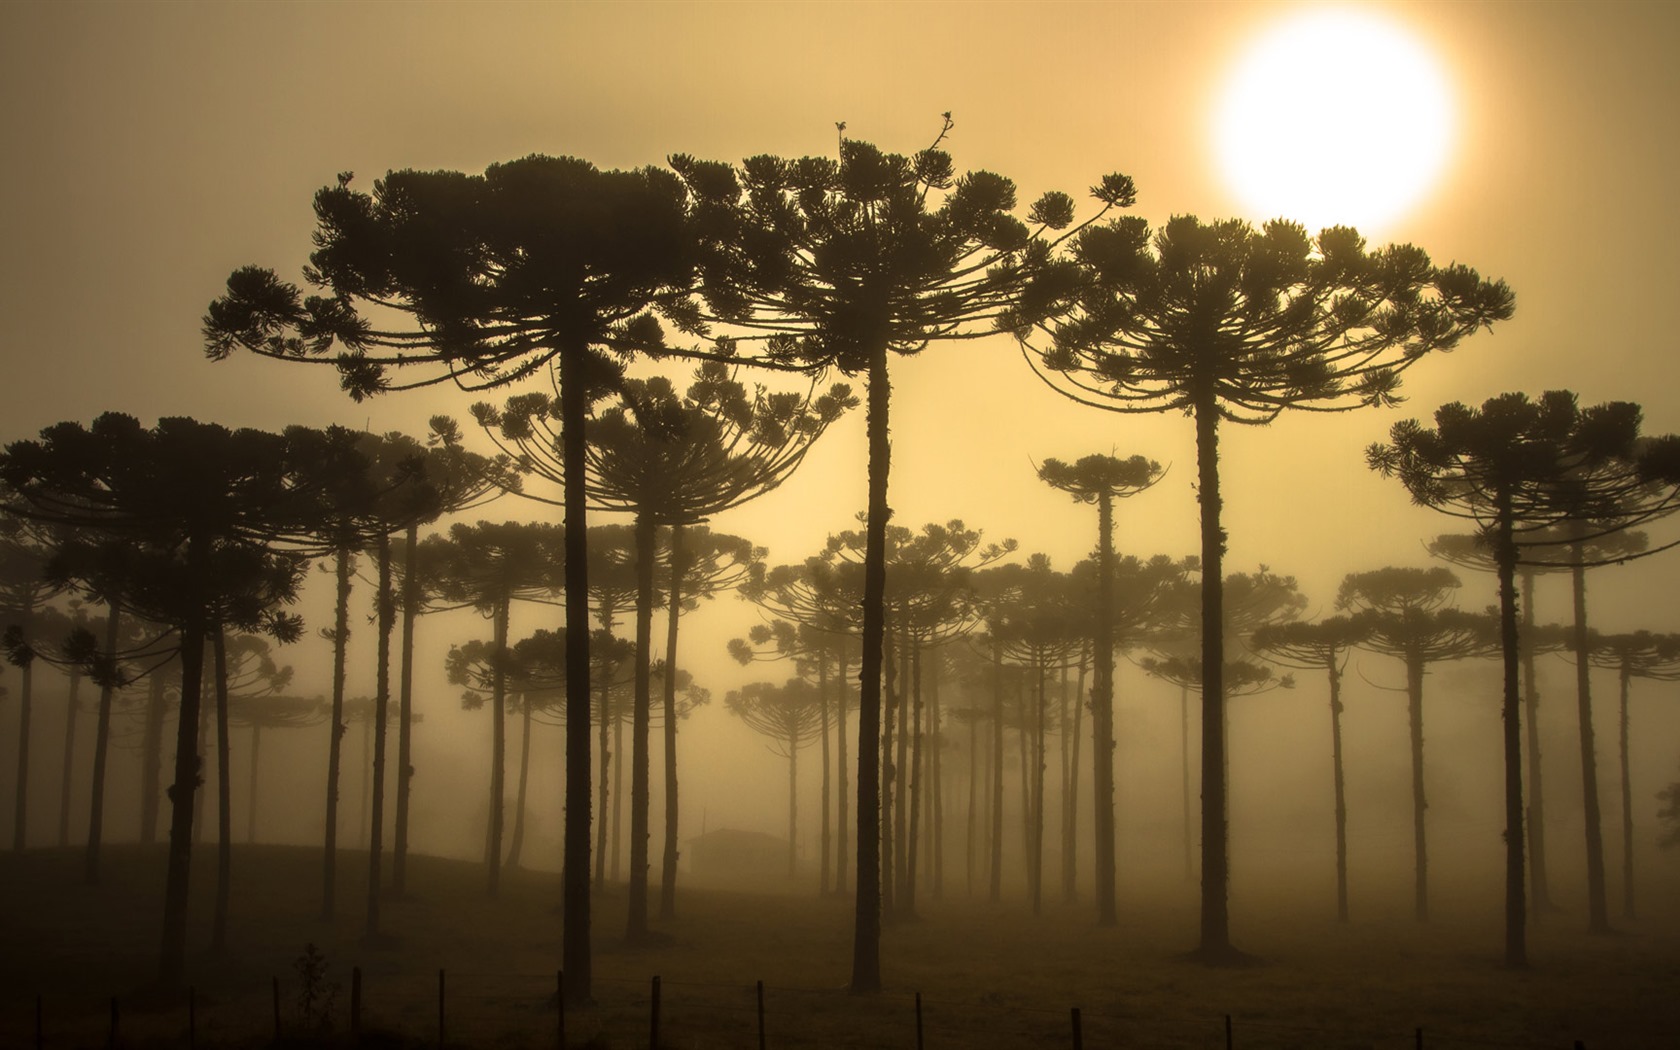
5 1 1680 1045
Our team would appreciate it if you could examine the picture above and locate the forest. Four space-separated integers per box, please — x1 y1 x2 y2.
4 126 1680 1049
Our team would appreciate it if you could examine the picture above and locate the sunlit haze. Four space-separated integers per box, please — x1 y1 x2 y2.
2 1 1680 1044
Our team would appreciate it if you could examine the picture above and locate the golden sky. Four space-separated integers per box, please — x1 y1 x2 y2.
2 0 1678 662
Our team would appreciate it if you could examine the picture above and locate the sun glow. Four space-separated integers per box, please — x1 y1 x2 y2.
1213 8 1455 235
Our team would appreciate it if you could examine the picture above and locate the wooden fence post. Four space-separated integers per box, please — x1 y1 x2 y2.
1071 1006 1082 1050
1416 1027 1423 1048
272 976 281 1037
34 994 42 1050
438 968 446 1049
188 986 197 1049
106 996 118 1050
1225 1013 1233 1050
915 992 924 1050
756 980 766 1050
557 970 565 1050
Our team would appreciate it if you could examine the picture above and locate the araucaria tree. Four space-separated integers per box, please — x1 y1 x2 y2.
1037 453 1162 925
674 120 1133 992
1368 389 1680 965
1336 567 1495 923
0 415 321 988
476 362 850 933
204 156 723 1001
1015 213 1513 962
1250 615 1369 922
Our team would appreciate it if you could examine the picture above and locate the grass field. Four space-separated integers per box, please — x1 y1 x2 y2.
3 843 1678 1048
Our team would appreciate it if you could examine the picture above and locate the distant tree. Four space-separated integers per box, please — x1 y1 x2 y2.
1016 212 1512 962
478 362 849 932
226 689 322 844
1368 389 1680 965
429 521 564 896
0 416 317 986
1337 567 1497 923
1251 616 1371 922
674 123 1132 992
0 515 65 851
205 155 727 1002
727 678 829 878
1428 531 1573 915
389 419 515 898
1586 631 1680 921
1039 454 1163 922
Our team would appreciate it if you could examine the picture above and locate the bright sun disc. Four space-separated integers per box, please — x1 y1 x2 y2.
1213 9 1454 234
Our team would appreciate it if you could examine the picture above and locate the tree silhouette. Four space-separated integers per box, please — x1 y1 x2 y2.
205 156 727 1002
0 516 63 852
1336 567 1496 922
1250 615 1370 922
226 688 322 844
389 419 514 898
1368 389 1680 965
1585 630 1680 921
675 122 1132 992
727 677 830 878
1017 212 1512 962
1037 453 1163 924
429 520 564 896
1427 530 1574 916
0 415 319 987
478 362 848 932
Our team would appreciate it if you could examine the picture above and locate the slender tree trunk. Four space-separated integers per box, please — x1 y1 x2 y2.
787 724 799 879
611 713 623 882
595 676 611 890
833 638 846 893
1328 653 1349 923
880 640 897 920
247 724 260 845
84 598 121 885
559 341 594 1004
359 704 370 850
894 627 911 911
1569 547 1610 934
627 511 656 940
141 668 165 844
1406 651 1429 923
488 595 509 898
660 522 686 919
194 658 211 849
11 606 35 852
366 535 395 935
508 693 532 871
210 626 232 954
1618 663 1635 921
966 700 977 898
1193 394 1235 962
818 653 832 897
322 545 352 921
905 643 923 917
159 534 209 990
930 650 944 900
1180 684 1192 882
1088 490 1115 913
849 342 889 995
1521 568 1552 916
981 635 994 907
58 669 82 847
393 521 420 897
1067 653 1084 906
1032 657 1046 917
1495 502 1527 968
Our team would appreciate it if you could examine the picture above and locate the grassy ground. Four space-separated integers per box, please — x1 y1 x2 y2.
3 843 1678 1048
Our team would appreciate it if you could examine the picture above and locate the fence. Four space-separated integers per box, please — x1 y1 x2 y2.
15 970 1606 1049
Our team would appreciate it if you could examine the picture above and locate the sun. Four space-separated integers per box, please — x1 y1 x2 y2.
1212 8 1455 235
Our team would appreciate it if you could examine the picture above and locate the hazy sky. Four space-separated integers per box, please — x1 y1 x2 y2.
4 1 1679 849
